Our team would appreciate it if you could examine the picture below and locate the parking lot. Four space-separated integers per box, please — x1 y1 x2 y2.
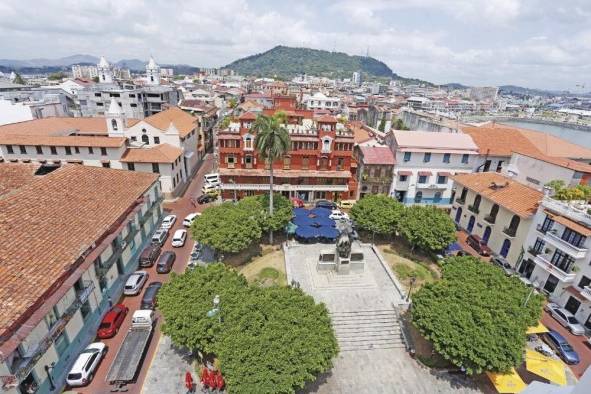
74 154 214 394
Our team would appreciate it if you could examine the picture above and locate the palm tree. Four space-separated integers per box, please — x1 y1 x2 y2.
253 114 290 244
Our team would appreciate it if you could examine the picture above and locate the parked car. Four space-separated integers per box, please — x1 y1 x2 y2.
329 210 349 221
542 330 580 364
171 229 187 247
139 244 161 267
141 282 163 309
151 228 169 246
315 199 337 210
66 342 107 387
161 215 177 229
197 193 217 204
490 255 514 276
124 271 149 296
97 304 129 339
338 200 356 209
202 184 220 194
156 251 176 273
183 212 201 227
290 197 305 208
545 303 586 335
466 234 492 256
204 173 221 187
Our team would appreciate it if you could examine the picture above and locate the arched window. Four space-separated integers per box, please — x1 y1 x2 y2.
244 135 253 149
414 191 423 203
472 194 481 209
111 119 118 131
322 138 331 152
141 135 149 145
509 215 520 230
434 192 442 203
150 75 154 82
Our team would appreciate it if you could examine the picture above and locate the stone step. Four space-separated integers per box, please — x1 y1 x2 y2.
333 320 398 329
340 343 407 351
336 331 402 341
330 309 396 315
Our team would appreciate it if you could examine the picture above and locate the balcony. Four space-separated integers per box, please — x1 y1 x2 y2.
503 226 517 238
468 204 480 214
544 231 588 259
533 255 576 283
484 214 496 224
15 281 95 381
527 247 541 257
416 183 447 189
455 197 466 205
221 183 348 192
536 224 549 234
581 286 591 302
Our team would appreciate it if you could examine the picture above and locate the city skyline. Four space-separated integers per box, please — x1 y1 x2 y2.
1 0 590 90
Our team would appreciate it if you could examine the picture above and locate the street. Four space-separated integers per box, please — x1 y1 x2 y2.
75 154 214 394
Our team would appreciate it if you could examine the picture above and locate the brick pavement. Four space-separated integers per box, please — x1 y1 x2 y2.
72 154 215 394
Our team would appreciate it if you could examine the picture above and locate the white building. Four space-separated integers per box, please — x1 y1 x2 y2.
352 71 362 86
71 64 98 79
303 92 340 112
519 196 591 331
146 57 161 86
386 130 478 206
96 56 113 84
0 163 162 394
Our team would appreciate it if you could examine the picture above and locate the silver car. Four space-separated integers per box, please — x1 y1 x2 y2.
545 303 585 335
124 271 149 296
151 228 169 246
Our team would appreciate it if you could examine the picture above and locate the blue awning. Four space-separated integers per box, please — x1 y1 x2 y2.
293 207 309 217
295 226 318 239
318 227 340 239
309 207 331 217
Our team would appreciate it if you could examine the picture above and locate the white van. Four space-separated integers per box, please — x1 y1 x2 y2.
204 173 221 187
66 342 106 386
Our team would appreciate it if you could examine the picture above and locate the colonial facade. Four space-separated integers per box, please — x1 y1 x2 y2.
354 145 395 199
217 99 357 202
0 163 162 394
519 197 591 331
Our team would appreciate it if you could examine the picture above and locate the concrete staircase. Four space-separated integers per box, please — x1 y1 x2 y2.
330 309 406 351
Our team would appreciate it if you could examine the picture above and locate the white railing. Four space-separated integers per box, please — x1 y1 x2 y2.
581 286 591 302
533 255 576 283
415 183 447 189
543 197 591 229
220 183 348 192
544 232 588 259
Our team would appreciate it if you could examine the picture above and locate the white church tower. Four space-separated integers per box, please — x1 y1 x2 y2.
146 56 161 85
97 56 113 83
106 98 125 137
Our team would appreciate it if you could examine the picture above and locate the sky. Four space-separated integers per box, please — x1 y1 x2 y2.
1 0 590 91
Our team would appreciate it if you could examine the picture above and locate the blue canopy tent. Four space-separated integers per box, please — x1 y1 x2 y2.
293 215 315 227
318 226 340 242
293 207 309 217
309 207 331 217
311 216 336 228
295 226 318 242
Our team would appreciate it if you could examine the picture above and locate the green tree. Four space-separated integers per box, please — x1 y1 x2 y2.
191 202 261 254
91 76 99 83
412 256 543 374
219 116 232 129
48 72 66 80
398 205 456 252
238 194 292 234
350 194 404 236
13 72 25 85
378 114 386 132
159 264 339 393
228 97 238 109
392 118 409 130
545 179 565 194
253 114 291 244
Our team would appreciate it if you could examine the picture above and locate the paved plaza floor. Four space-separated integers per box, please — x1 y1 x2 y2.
286 243 486 394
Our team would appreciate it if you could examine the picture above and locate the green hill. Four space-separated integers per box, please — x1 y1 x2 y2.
224 45 396 80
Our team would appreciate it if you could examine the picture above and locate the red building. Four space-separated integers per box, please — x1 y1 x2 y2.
217 97 357 202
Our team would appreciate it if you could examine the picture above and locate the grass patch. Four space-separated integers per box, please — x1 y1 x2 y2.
393 263 434 282
238 249 287 287
377 243 440 291
259 267 280 280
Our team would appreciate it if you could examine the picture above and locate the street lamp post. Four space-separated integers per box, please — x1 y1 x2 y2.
44 362 56 391
406 276 417 303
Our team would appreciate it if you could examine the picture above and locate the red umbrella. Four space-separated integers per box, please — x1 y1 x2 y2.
185 371 194 391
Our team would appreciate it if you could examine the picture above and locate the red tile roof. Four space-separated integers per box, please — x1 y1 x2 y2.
358 146 395 165
120 144 182 163
141 107 197 138
239 111 257 121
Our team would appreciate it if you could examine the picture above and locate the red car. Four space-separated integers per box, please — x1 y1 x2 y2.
97 304 129 339
466 234 492 256
290 197 305 208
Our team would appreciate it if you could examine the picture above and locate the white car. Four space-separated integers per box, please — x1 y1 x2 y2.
329 210 349 221
204 173 221 187
151 227 169 246
202 183 219 194
124 271 149 296
182 212 201 227
161 215 177 229
545 302 586 335
171 229 187 247
66 342 106 387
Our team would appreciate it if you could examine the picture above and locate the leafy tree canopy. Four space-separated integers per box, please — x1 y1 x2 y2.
13 72 26 85
159 264 339 394
398 205 456 252
191 202 262 254
412 256 543 374
350 194 404 235
237 193 292 233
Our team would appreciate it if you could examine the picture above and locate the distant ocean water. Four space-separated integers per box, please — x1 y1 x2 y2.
501 120 591 149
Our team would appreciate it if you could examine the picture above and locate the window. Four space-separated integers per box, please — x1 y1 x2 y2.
245 155 253 169
532 237 545 254
423 152 431 163
551 249 575 272
88 147 94 154
461 154 469 164
403 152 411 162
94 92 101 97
111 119 118 131
399 175 408 182
302 156 309 170
131 103 137 107
154 136 160 144
102 161 110 168
50 146 57 155
19 145 26 154
227 155 236 168
152 163 160 173
6 145 14 154
418 175 427 184
127 163 135 171
100 147 107 156
74 146 80 154
434 192 442 203
65 146 72 155
443 153 450 163
283 156 291 170
472 195 481 210
578 276 591 289
562 228 585 248
141 135 149 144
414 191 423 203
437 175 446 184
35 146 43 154
496 160 504 172
244 135 253 149
336 157 344 171
131 136 137 142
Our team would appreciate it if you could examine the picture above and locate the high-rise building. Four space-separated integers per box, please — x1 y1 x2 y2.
352 71 362 86
71 64 98 79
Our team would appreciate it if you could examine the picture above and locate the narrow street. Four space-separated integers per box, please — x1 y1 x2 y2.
75 154 215 394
